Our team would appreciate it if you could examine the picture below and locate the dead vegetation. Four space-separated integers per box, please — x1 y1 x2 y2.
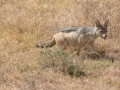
0 0 120 90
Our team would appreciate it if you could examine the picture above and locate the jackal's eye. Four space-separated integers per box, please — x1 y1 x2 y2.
100 31 103 33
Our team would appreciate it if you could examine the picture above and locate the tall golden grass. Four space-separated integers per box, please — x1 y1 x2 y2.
0 0 120 90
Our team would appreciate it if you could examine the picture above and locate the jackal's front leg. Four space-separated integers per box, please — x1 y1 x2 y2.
76 45 83 56
89 42 101 57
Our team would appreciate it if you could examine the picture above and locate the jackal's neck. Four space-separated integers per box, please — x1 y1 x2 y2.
94 27 100 38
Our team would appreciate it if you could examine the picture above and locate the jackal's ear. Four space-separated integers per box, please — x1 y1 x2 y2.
104 19 109 28
95 19 100 27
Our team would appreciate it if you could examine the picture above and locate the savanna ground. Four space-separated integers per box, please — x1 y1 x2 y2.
0 0 120 90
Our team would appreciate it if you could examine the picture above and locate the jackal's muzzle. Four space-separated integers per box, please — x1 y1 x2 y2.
100 35 107 39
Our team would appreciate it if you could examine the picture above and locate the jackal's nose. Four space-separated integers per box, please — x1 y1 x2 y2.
104 36 107 39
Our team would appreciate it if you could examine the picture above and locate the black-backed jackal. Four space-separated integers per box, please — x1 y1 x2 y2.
36 19 109 56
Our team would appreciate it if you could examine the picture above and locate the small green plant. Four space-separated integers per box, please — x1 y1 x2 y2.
67 63 86 77
39 50 85 77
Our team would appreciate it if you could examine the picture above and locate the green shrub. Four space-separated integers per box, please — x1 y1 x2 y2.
39 49 85 77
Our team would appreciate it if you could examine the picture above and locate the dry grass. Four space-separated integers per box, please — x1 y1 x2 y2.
0 0 120 90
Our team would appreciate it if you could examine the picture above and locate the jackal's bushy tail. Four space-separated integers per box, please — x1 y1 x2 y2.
36 37 56 48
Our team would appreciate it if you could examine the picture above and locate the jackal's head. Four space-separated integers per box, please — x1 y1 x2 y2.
95 19 109 39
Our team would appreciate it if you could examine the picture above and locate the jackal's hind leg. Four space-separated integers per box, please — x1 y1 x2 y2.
56 40 68 51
